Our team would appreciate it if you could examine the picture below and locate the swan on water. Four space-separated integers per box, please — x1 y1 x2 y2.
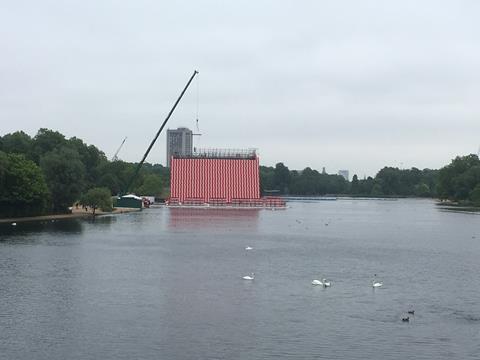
242 273 255 280
311 279 323 285
11 222 17 226
372 274 383 288
322 278 331 287
245 246 253 251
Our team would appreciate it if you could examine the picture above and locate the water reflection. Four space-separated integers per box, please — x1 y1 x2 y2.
167 207 260 230
436 204 480 215
0 219 84 242
83 215 118 226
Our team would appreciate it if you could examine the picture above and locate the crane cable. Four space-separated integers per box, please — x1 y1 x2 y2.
196 74 200 130
195 75 201 151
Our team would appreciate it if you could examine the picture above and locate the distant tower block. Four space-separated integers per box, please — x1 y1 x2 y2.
166 127 193 167
338 170 349 181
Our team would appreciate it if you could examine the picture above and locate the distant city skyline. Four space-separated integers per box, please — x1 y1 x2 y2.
1 1 480 177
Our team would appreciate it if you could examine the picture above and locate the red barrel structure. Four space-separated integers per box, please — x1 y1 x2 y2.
168 148 285 208
170 157 260 203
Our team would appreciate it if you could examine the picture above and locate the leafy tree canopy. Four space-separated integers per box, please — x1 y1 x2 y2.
80 187 112 215
136 174 163 196
40 146 86 213
438 154 480 201
0 151 50 217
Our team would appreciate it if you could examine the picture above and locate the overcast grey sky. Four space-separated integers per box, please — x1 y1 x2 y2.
1 0 479 177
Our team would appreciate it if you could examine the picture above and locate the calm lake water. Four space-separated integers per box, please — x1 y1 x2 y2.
1 199 479 360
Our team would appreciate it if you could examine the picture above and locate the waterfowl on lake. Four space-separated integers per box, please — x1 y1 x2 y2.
242 273 255 280
245 246 253 251
311 279 323 285
372 274 383 288
402 317 409 322
407 310 415 315
322 279 331 287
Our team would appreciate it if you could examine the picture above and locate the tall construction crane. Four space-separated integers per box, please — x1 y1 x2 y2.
111 137 127 161
123 70 199 194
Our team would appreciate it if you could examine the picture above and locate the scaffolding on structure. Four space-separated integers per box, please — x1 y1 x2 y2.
173 148 257 160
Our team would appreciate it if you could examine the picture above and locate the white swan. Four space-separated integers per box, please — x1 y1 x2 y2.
245 246 253 251
311 279 323 285
11 222 17 226
372 274 383 288
322 278 331 287
242 273 255 280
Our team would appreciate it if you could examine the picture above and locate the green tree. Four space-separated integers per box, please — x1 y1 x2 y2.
470 184 480 206
414 183 431 197
32 128 67 163
0 131 33 159
259 166 276 194
371 183 383 196
97 173 121 195
136 174 163 196
40 147 86 212
80 187 112 215
376 167 401 195
68 137 107 187
351 174 360 194
357 176 375 195
96 160 144 195
438 154 480 200
0 152 50 217
273 162 291 194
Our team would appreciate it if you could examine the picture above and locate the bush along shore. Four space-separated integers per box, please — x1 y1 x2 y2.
1 128 480 219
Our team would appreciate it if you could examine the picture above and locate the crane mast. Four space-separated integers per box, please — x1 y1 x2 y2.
123 70 199 194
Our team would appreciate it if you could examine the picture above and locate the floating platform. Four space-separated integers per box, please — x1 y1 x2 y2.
165 196 286 209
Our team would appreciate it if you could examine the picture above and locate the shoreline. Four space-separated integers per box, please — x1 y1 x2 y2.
0 207 141 224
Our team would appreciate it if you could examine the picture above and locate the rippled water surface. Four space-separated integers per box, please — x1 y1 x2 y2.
1 199 479 359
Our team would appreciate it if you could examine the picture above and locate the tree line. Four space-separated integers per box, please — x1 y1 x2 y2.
261 155 480 205
260 163 438 198
1 128 480 218
0 129 169 217
437 154 480 205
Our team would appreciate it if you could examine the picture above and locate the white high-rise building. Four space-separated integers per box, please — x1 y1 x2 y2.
166 127 193 167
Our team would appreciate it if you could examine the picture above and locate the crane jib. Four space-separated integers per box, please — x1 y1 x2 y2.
123 70 199 195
